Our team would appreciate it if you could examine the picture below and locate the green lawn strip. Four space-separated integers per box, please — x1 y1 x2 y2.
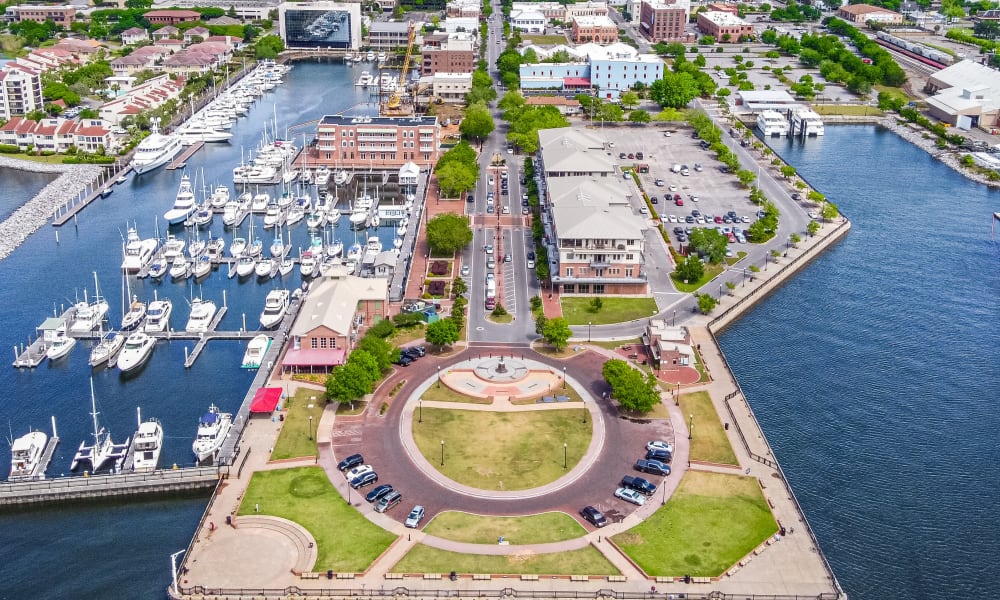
522 35 568 45
389 325 426 346
588 337 642 350
672 262 725 293
412 408 592 490
336 400 367 415
487 313 514 324
678 391 737 465
511 384 583 405
811 104 884 117
420 383 492 404
238 467 396 572
560 297 659 325
391 545 618 575
533 344 580 359
423 511 585 544
272 389 326 460
613 471 777 577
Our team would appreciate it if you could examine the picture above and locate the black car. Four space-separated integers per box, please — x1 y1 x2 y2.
487 205 495 214
522 198 529 207
676 233 687 243
580 505 608 528
337 453 364 472
350 471 378 489
650 196 658 204
467 194 474 203
622 475 657 496
366 484 394 503
404 345 426 357
636 152 644 160
673 227 684 235
635 459 671 476
685 215 694 223
394 355 413 366
527 251 535 261
646 448 673 463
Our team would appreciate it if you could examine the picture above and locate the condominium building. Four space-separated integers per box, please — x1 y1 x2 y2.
0 65 44 120
432 72 472 102
639 0 690 42
304 115 441 170
519 43 663 101
0 117 116 154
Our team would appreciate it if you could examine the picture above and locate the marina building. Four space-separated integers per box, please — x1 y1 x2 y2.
696 11 754 42
277 2 362 50
305 115 441 170
284 268 389 371
925 60 1000 130
0 65 44 120
643 320 694 369
638 0 690 42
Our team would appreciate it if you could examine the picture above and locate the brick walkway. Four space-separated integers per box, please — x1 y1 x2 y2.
401 175 468 306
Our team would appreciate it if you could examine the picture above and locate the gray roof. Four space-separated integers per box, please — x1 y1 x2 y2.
546 176 645 240
538 127 614 175
370 21 413 33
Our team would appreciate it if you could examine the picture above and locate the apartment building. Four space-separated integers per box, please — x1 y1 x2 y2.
519 43 663 100
5 5 75 28
367 21 414 49
0 117 116 153
639 0 690 42
305 115 441 170
421 35 475 75
0 65 44 120
570 15 618 44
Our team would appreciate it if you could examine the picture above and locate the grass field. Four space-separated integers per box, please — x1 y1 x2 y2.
812 104 884 117
672 263 725 293
271 389 326 460
389 324 426 346
678 391 737 465
613 471 777 577
560 297 658 325
391 545 619 575
413 408 592 490
522 35 568 45
424 511 585 544
238 467 396 572
420 383 492 404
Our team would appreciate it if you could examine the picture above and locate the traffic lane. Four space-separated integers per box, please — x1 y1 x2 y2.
364 349 664 527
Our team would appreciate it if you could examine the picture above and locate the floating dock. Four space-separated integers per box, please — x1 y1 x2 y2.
0 466 222 507
165 141 205 171
52 166 129 227
12 305 80 368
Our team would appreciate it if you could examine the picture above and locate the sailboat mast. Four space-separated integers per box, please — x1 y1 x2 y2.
89 378 100 446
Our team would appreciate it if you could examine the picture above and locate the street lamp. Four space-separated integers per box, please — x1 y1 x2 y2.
675 384 680 406
563 443 568 469
308 415 314 441
440 440 445 466
672 310 676 327
436 365 441 388
169 549 186 597
562 366 566 390
661 481 667 505
689 414 694 440
418 398 423 423
588 321 592 342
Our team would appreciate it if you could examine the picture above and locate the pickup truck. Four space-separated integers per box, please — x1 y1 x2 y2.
621 475 657 496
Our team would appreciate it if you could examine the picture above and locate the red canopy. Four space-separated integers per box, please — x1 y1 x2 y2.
250 387 282 413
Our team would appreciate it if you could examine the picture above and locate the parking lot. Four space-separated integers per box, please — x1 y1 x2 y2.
598 125 762 251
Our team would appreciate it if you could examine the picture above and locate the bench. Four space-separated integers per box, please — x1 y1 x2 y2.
607 575 627 583
384 573 405 580
521 574 539 581
336 572 355 580
655 577 674 583
472 574 491 581
570 575 590 582
300 572 320 580
424 573 442 580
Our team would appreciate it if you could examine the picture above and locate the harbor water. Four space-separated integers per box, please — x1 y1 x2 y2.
0 167 57 221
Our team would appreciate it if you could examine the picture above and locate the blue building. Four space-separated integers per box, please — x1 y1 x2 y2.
518 43 664 101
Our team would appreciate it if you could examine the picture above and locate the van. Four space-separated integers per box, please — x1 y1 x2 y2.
671 164 681 174
375 491 402 513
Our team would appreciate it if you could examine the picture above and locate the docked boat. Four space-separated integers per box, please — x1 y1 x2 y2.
121 227 158 273
229 236 247 257
393 237 402 249
188 235 207 259
169 256 191 280
147 260 168 280
246 237 263 258
270 235 284 258
236 255 257 277
131 118 182 175
327 207 341 225
314 167 331 186
164 174 197 225
328 239 344 257
209 184 230 209
791 107 825 136
334 170 348 185
306 211 326 229
282 169 299 184
121 297 146 331
263 202 283 228
233 163 277 185
89 330 125 368
144 299 172 333
299 251 317 277
9 429 49 481
117 331 156 373
251 192 270 212
45 325 76 360
193 254 213 279
222 200 240 227
255 257 274 278
162 234 186 260
175 122 233 145
185 297 217 332
278 258 294 276
241 334 271 369
192 204 213 228
757 110 790 137
71 379 130 473
286 204 305 226
260 289 290 329
396 222 407 237
71 274 110 333
346 242 363 262
355 70 374 87
192 404 233 462
128 410 163 473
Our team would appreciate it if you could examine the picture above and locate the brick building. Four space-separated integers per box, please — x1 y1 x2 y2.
696 11 754 42
835 4 904 24
304 115 441 170
143 9 202 25
421 34 475 76
639 0 690 42
5 5 75 28
570 15 619 44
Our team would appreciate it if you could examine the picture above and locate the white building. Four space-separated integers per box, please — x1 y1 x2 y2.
432 72 472 103
0 65 44 120
510 9 547 33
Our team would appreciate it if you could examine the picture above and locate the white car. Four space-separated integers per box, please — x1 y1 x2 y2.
668 215 678 223
808 211 819 219
646 441 674 454
405 505 425 528
461 265 470 276
668 184 677 192
741 215 751 223
484 244 494 254
615 487 646 506
345 464 373 480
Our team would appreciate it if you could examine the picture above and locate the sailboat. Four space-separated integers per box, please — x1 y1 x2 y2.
89 329 125 368
71 379 130 473
71 272 110 333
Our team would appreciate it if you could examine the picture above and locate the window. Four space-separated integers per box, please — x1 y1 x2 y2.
310 338 318 349
566 268 573 277
563 284 575 293
578 284 590 293
594 284 605 294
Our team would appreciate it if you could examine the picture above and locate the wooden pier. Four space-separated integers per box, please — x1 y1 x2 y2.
183 306 228 367
52 166 129 227
166 141 205 171
0 466 222 507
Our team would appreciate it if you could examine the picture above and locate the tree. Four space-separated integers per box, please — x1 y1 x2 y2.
254 35 284 59
780 165 797 179
459 102 495 146
542 317 572 351
649 71 700 109
589 297 603 312
356 334 393 372
602 359 658 413
426 318 460 348
629 109 651 124
807 220 820 236
426 213 473 255
736 169 756 187
688 228 728 264
498 90 525 112
620 91 639 110
435 161 477 198
673 255 704 283
822 201 839 220
452 277 468 297
326 361 374 403
696 293 719 314
349 349 381 382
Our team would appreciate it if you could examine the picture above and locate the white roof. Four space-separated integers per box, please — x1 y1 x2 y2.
292 274 387 337
538 128 614 175
511 9 546 20
572 15 615 27
547 176 646 239
701 11 747 25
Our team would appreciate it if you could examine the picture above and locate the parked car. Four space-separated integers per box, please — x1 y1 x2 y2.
636 152 644 160
694 163 703 172
650 196 658 204
393 355 413 367
337 453 364 472
374 490 403 513
676 197 684 207
614 486 646 506
580 505 608 528
527 258 535 268
522 206 530 215
467 194 474 203
645 448 673 463
622 475 657 496
654 178 664 187
350 471 379 489
646 441 674 454
634 459 671 476
407 346 426 357
461 265 471 276
484 244 494 254
487 205 495 214
405 505 426 528
366 484 394 503
668 184 677 192
345 464 373 480
487 257 495 269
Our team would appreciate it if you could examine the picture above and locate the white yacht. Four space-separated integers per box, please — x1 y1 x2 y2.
161 234 186 260
117 331 156 374
129 412 163 473
263 202 284 228
192 404 233 463
121 227 158 273
131 118 182 175
286 204 305 226
241 334 271 369
45 325 76 360
306 211 326 229
121 297 146 331
236 255 257 277
209 184 230 209
328 239 344 257
9 430 49 481
355 70 374 87
185 298 217 332
282 169 300 184
163 174 197 225
72 380 130 473
346 242 363 262
144 299 173 333
222 201 240 227
89 330 125 368
757 110 790 137
176 122 233 145
255 257 274 278
314 166 331 186
278 258 294 277
260 289 290 329
193 254 213 279
169 256 191 280
299 251 317 277
147 260 168 280
233 163 277 185
791 107 825 136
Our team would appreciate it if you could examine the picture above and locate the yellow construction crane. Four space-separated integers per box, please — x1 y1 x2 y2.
384 22 416 115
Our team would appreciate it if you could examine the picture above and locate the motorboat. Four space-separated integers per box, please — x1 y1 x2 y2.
185 297 217 332
169 256 191 280
255 257 274 278
236 255 257 277
260 289 290 329
9 430 49 481
206 236 225 259
209 184 230 208
192 404 233 463
164 174 197 225
327 208 341 225
121 298 146 331
192 204 213 228
71 379 130 473
117 331 155 373
355 71 374 87
147 260 167 280
286 205 305 226
282 169 299 184
175 122 233 145
128 412 163 473
222 201 240 227
70 272 109 334
121 227 158 273
346 242 363 262
89 330 125 368
278 258 294 277
757 110 790 137
251 192 270 212
299 251 317 277
393 237 402 249
188 236 207 258
229 236 247 257
263 202 283 228
396 222 407 237
162 234 186 260
367 213 380 229
233 164 277 185
334 170 348 185
306 211 326 229
241 334 271 369
45 325 76 360
130 118 182 175
193 254 213 279
328 240 344 257
143 299 172 333
314 167 331 186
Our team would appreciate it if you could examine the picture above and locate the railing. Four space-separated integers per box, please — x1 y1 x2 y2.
0 466 221 495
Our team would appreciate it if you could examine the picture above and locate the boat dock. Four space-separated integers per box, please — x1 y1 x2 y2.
12 304 80 368
52 165 130 227
0 466 222 507
165 141 205 171
183 306 228 367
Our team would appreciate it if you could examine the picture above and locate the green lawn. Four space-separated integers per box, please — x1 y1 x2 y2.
391 545 619 575
271 390 326 460
420 383 492 404
678 391 738 465
613 471 777 577
238 467 396 572
413 408 592 490
0 152 71 164
812 104 884 117
389 324 426 346
672 263 725 293
588 338 642 350
487 312 514 324
424 511 586 544
522 34 568 45
560 297 659 325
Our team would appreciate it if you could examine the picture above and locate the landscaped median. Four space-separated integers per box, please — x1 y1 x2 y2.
391 545 619 576
423 511 586 545
238 467 396 572
612 471 778 578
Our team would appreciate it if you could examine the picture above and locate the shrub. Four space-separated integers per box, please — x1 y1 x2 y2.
368 319 395 339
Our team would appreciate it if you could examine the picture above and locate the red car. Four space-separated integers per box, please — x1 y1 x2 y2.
675 197 684 206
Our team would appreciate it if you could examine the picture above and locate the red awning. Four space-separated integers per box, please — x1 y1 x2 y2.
282 347 346 367
250 387 282 413
563 77 591 87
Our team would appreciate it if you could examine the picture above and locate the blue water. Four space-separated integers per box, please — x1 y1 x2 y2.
719 126 1000 599
0 167 57 221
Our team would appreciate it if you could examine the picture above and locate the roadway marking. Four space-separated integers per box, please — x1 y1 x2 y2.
331 429 362 438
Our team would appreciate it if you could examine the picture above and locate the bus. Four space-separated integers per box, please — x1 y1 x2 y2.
485 280 496 310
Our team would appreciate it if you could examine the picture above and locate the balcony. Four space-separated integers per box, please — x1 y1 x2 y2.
590 260 611 269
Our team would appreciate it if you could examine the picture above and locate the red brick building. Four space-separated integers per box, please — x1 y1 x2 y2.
696 11 754 42
6 5 75 28
303 115 441 170
421 35 475 76
143 10 202 25
639 0 689 42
